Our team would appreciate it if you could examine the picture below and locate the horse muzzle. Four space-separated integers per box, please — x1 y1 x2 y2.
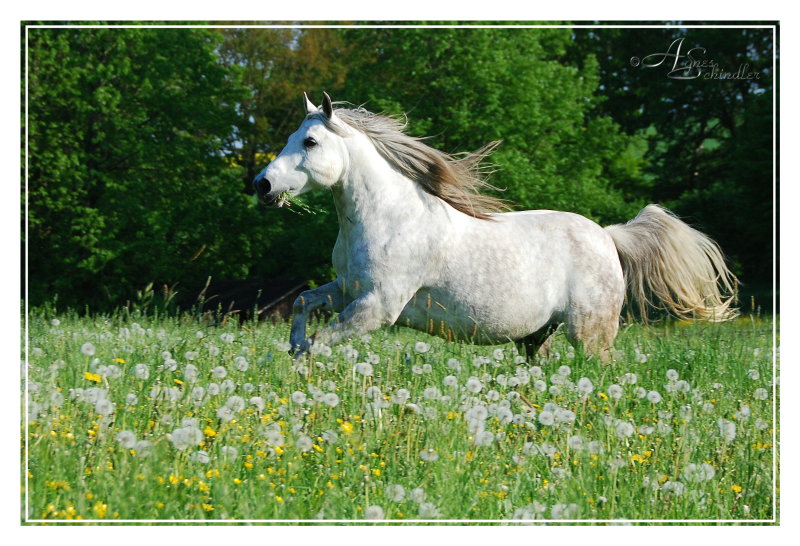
253 172 272 201
252 173 290 207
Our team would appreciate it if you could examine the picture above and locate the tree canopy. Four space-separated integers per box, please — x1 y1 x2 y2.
23 24 776 311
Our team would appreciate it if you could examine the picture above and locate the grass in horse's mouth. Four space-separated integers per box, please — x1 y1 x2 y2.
275 191 317 214
275 191 291 208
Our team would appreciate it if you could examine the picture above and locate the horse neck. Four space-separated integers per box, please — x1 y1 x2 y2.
331 137 428 233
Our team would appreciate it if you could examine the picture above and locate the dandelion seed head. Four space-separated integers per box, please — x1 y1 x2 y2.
647 391 663 404
234 356 249 371
116 430 136 449
296 435 313 451
466 377 483 393
133 363 150 380
354 362 374 376
538 410 555 426
414 341 431 354
419 448 439 461
418 502 440 519
364 505 385 520
385 484 405 502
577 377 594 395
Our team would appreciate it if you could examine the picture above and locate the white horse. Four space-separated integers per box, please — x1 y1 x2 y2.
254 92 737 360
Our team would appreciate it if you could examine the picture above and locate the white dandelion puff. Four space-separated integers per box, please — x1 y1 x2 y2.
234 356 249 372
116 430 136 449
385 484 405 502
216 406 235 422
190 450 210 464
225 395 246 412
414 341 431 354
418 502 440 519
296 435 313 451
81 342 96 356
465 377 483 393
211 366 227 379
473 430 495 446
391 388 410 404
364 505 385 520
291 391 307 404
354 362 374 376
615 421 635 438
220 445 239 461
133 363 150 380
718 419 737 442
577 377 594 396
647 391 662 404
538 410 555 426
95 399 115 416
184 364 199 383
419 448 439 461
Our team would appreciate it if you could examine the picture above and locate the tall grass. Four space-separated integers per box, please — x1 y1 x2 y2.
22 308 778 523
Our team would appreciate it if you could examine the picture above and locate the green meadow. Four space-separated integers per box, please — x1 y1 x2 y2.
22 308 778 523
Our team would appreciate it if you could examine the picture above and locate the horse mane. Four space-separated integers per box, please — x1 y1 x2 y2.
308 106 509 220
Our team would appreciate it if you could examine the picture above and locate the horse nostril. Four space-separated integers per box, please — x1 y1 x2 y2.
253 175 272 196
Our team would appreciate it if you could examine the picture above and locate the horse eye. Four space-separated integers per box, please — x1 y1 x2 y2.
303 137 317 148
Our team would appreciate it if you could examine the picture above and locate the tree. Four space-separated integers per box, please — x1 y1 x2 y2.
569 26 775 287
335 26 646 223
26 27 255 308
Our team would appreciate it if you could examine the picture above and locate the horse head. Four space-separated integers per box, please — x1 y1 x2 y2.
253 92 347 206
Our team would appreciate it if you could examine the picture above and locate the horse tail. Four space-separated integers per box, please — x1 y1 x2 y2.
605 204 738 322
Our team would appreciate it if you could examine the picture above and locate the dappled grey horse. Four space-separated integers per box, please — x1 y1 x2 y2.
253 93 737 360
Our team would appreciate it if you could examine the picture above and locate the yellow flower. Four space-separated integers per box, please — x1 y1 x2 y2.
92 501 108 518
112 358 125 364
203 426 216 437
731 485 743 493
84 372 101 383
341 421 354 435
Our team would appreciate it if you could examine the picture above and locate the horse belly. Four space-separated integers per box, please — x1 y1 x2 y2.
396 285 555 344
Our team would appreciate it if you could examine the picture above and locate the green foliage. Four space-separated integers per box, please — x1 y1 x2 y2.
24 311 777 521
24 25 774 310
26 28 260 308
338 28 644 223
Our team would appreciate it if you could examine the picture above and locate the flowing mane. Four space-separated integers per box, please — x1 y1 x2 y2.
308 107 509 220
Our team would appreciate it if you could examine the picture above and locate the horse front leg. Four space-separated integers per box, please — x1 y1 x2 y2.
289 281 345 355
309 290 408 350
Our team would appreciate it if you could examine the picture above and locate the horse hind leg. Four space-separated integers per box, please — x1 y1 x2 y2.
564 310 620 363
516 323 559 361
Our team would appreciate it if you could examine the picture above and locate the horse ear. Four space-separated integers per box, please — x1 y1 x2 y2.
322 91 334 119
303 92 317 114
